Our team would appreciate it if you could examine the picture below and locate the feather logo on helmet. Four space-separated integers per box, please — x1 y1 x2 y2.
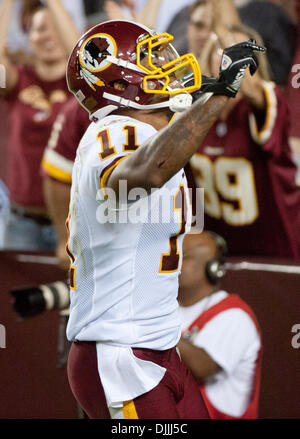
79 33 117 90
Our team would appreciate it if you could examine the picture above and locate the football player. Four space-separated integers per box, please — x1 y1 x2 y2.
65 19 264 419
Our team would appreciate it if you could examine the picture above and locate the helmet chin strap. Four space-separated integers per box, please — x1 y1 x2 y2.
102 91 193 113
90 104 119 122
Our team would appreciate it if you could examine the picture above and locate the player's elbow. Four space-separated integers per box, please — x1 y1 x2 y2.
147 170 166 190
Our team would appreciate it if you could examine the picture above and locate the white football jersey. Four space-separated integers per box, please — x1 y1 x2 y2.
66 114 192 351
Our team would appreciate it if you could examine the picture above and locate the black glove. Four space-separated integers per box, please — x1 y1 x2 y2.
190 75 219 102
183 39 266 102
182 73 218 103
200 39 266 98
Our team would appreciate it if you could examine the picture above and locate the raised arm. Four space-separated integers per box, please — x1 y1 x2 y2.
136 0 163 30
210 0 267 111
44 0 81 57
239 70 266 110
221 33 266 111
0 0 18 96
212 0 240 30
104 0 163 29
107 40 265 198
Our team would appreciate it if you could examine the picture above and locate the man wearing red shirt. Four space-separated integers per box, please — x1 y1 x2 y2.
0 0 80 251
4 63 68 207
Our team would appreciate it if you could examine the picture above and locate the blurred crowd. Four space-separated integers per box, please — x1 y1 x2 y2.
0 0 299 264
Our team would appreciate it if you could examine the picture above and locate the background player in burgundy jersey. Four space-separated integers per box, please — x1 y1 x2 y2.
188 22 300 259
0 0 80 251
41 97 90 269
178 231 262 418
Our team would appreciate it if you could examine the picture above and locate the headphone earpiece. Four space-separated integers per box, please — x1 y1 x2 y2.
205 231 228 285
206 258 227 284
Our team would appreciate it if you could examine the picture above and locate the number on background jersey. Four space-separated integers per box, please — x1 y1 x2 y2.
190 154 259 226
160 185 187 273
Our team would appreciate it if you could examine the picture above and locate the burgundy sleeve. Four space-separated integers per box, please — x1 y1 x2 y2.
249 82 291 156
41 99 89 183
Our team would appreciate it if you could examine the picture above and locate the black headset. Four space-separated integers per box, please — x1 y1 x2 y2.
205 231 228 285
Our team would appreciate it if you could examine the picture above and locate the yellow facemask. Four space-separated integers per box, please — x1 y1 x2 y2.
136 32 202 95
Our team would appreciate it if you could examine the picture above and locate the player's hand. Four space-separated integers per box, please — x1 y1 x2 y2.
216 39 266 97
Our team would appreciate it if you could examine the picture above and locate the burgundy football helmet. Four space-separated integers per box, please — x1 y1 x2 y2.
66 20 202 119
